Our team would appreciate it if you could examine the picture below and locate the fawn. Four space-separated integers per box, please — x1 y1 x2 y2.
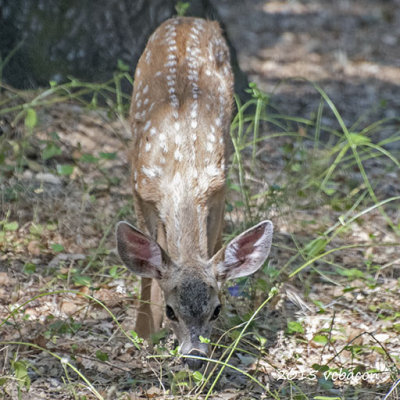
116 17 273 369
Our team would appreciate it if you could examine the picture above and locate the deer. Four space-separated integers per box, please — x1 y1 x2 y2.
116 17 273 370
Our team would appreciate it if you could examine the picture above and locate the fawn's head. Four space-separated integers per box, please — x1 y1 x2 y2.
116 220 273 368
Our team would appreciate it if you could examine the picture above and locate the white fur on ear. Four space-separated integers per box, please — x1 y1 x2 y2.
217 220 273 281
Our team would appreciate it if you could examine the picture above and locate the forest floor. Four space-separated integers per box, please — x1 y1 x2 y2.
218 0 400 143
1 1 400 399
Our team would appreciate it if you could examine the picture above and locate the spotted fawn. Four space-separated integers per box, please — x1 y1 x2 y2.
116 17 273 369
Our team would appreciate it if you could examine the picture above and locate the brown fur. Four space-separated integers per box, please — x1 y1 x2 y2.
129 17 233 337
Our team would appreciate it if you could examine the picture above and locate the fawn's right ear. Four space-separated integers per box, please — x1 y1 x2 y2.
212 220 273 281
116 221 167 279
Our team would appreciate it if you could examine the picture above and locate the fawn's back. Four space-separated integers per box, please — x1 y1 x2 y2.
129 17 233 260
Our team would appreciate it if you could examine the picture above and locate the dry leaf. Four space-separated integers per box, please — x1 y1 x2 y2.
60 300 79 315
145 386 162 398
27 240 41 256
0 272 11 286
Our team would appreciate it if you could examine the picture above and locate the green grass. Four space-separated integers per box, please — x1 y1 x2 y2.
1 74 400 399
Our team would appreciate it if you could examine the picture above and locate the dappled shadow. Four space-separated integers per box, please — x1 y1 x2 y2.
218 0 400 131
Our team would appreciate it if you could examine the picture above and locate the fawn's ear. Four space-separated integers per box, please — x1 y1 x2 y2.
116 221 168 279
213 220 273 281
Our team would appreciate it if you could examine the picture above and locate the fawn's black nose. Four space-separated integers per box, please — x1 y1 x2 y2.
185 350 206 370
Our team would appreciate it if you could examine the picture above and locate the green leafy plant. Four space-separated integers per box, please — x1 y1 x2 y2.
287 320 305 335
11 359 31 399
175 1 190 16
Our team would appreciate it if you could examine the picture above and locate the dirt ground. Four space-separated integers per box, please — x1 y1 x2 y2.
1 1 400 399
217 0 400 140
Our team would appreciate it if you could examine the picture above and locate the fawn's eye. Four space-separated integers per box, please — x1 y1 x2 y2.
211 305 221 321
166 305 177 321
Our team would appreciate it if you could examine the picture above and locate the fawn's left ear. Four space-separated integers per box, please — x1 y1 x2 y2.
116 221 169 279
212 220 273 281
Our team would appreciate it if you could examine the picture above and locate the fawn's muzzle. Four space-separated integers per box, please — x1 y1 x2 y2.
185 349 207 370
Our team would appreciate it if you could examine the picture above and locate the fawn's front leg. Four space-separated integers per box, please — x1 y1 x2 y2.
133 196 165 338
135 277 163 338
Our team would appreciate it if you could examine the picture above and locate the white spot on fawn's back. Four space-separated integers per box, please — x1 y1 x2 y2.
145 49 151 63
175 134 183 145
142 166 160 179
144 120 151 131
174 149 183 161
159 133 168 153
